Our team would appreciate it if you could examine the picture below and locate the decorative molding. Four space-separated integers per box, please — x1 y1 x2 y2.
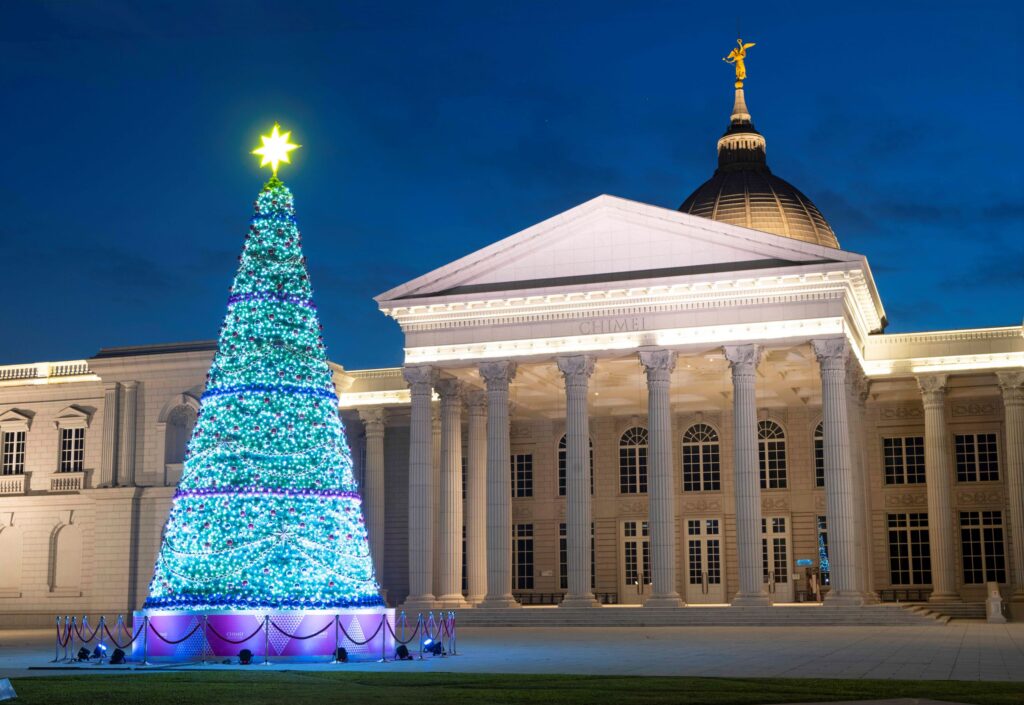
723 344 763 372
956 489 1004 505
951 401 999 417
435 377 463 401
879 406 923 421
555 355 596 384
402 364 437 392
683 498 722 512
812 337 848 369
0 512 13 528
814 495 826 511
0 408 33 431
512 504 533 520
52 404 93 429
57 510 74 526
883 493 928 508
479 360 517 388
761 496 790 511
157 393 200 424
618 500 647 514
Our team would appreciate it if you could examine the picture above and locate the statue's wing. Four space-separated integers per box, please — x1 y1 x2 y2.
742 42 756 50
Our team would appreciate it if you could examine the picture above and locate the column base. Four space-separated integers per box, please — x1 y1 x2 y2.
559 594 600 609
465 594 486 606
730 592 770 607
928 592 963 604
645 594 684 608
402 596 437 613
479 595 521 609
435 594 469 609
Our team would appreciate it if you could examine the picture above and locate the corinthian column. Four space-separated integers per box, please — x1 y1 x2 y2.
557 355 599 608
465 390 488 604
640 349 683 608
813 339 867 605
431 403 442 596
479 360 519 608
724 344 768 606
917 374 960 602
435 379 468 608
403 364 437 610
359 408 387 587
997 371 1024 601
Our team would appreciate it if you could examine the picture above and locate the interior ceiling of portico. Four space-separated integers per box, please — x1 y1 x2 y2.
443 343 824 419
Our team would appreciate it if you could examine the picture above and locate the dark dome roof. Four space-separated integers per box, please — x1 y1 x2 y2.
678 87 840 249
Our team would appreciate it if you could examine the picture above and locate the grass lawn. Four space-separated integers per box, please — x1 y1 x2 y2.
8 672 1024 705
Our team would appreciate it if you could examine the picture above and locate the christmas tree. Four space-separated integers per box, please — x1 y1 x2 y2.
144 125 382 611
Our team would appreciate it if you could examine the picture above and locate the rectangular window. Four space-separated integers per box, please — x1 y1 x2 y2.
955 433 999 482
512 523 534 590
883 436 926 485
887 513 931 585
461 455 467 500
960 511 1006 584
510 454 533 498
559 522 595 590
59 427 85 473
682 444 721 492
1 430 26 476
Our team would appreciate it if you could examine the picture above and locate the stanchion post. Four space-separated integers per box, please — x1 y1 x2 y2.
53 616 60 662
400 610 406 642
201 615 208 665
97 616 106 662
142 615 150 665
379 614 386 662
62 616 68 661
69 616 77 660
116 615 124 649
332 613 340 663
263 615 270 665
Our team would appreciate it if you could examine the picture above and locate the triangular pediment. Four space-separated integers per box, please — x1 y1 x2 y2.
0 408 33 430
377 195 864 304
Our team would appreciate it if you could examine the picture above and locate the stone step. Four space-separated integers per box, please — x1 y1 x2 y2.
902 602 985 621
451 605 947 627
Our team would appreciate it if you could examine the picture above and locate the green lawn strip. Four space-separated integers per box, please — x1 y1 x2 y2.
9 672 1024 705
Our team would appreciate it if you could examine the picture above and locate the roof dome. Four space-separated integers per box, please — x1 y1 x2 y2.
679 86 839 249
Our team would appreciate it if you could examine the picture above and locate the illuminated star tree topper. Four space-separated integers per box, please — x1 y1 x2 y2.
252 122 301 177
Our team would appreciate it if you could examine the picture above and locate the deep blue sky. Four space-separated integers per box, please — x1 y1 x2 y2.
2 1 1021 369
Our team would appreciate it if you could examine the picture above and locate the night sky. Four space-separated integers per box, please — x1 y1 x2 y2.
2 1 1021 369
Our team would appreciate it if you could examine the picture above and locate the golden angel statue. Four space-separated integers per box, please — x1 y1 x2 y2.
723 38 755 83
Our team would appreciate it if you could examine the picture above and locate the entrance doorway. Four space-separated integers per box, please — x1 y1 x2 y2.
685 518 726 603
762 516 794 603
619 520 651 604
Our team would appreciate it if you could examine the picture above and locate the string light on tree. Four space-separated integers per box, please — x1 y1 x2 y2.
143 124 382 611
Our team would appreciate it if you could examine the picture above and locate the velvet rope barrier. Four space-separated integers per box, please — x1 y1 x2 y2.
204 621 266 645
148 621 203 645
56 621 73 648
268 619 335 641
102 621 147 650
74 618 102 643
336 616 384 646
384 615 421 646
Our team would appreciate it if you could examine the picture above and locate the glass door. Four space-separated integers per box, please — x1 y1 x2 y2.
619 520 651 604
762 516 794 603
685 518 726 603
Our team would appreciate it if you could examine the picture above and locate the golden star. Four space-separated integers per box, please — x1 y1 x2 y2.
252 123 300 176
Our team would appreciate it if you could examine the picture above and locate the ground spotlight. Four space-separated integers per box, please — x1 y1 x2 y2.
422 638 444 656
92 644 108 660
335 647 348 663
110 648 126 665
238 648 253 665
395 644 411 660
76 647 91 661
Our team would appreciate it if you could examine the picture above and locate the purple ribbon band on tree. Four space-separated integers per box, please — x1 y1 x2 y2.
201 383 338 402
227 291 317 309
174 487 361 500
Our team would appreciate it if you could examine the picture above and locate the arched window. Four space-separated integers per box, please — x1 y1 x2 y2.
50 524 83 592
682 423 720 492
619 427 648 494
164 405 197 466
814 422 824 488
558 435 594 496
758 420 787 489
0 526 23 596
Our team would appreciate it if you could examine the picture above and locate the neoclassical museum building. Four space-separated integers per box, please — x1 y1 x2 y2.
1 78 1022 627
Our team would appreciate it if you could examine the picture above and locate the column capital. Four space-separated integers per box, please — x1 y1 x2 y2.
556 355 595 383
435 377 463 401
723 344 762 372
811 338 848 370
917 374 948 405
997 370 1024 406
639 349 677 381
122 380 140 391
465 389 487 413
103 381 121 393
479 360 517 389
358 407 388 432
403 364 437 392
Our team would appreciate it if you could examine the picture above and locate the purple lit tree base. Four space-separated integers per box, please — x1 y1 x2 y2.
132 608 395 662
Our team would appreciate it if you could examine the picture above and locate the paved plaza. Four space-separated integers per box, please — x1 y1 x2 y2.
2 622 1024 682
